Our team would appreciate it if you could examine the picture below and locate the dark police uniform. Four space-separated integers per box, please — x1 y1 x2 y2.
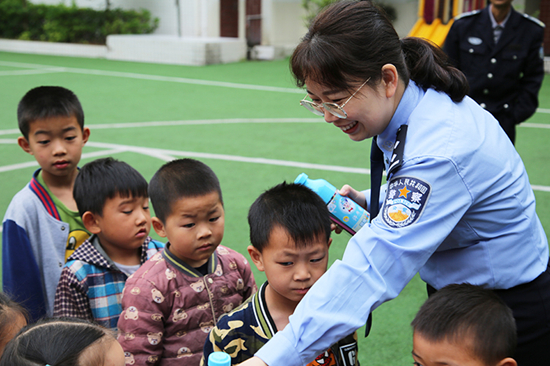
443 6 545 144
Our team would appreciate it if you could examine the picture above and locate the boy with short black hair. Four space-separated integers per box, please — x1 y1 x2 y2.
53 157 163 330
203 182 359 366
2 86 91 322
411 283 517 366
118 158 256 366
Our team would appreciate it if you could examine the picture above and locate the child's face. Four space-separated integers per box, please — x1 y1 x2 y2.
87 194 151 255
0 313 26 357
17 115 90 182
412 332 510 366
248 226 331 306
152 191 224 268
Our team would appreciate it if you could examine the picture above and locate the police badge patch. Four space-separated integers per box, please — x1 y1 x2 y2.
382 176 431 228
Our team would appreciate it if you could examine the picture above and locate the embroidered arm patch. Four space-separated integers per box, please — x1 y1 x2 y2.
382 176 431 228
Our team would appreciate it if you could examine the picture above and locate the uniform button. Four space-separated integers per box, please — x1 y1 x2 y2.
384 141 393 150
207 278 213 284
513 55 517 60
469 48 474 53
61 226 66 231
504 104 509 109
59 262 63 267
483 89 489 94
487 73 493 79
491 58 497 64
480 103 486 109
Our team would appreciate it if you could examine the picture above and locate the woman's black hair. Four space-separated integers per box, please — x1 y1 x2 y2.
0 318 113 366
291 0 468 102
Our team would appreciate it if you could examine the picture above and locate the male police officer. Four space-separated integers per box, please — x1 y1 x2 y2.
444 0 545 145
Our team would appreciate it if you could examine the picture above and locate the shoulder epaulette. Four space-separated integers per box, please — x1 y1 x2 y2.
523 13 545 28
454 9 481 21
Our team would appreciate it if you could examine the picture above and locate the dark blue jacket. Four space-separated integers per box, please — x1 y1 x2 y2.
443 6 544 139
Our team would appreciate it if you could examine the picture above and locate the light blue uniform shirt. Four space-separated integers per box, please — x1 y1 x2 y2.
256 82 548 366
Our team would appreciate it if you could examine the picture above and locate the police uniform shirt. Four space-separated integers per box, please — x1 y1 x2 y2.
255 82 549 366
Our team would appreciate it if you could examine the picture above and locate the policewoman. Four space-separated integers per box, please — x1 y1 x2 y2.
443 0 545 145
239 1 550 366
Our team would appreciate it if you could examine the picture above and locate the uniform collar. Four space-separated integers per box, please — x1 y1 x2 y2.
377 81 424 155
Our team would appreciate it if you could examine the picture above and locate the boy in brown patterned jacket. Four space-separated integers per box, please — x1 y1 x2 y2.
117 158 257 366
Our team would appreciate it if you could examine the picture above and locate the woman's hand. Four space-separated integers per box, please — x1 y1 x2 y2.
238 357 268 366
339 184 367 208
331 185 367 234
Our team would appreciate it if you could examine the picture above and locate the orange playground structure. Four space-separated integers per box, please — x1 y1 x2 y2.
408 0 486 46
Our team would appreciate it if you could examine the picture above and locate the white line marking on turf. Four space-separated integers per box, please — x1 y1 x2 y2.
87 118 322 130
1 139 550 192
0 61 304 94
522 123 550 129
85 141 372 174
532 185 550 192
0 119 323 136
0 68 64 77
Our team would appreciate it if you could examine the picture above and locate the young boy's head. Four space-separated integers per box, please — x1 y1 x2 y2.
247 182 332 305
411 283 517 366
149 158 224 268
16 86 90 181
74 157 151 255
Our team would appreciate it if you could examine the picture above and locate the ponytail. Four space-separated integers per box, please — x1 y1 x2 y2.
401 37 469 102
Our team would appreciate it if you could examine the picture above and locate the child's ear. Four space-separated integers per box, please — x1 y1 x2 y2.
327 237 333 249
247 245 265 272
17 137 33 155
82 211 101 234
82 127 90 144
496 358 517 366
151 217 167 238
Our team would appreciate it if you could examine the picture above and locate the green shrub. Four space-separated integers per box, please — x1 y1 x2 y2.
0 0 158 44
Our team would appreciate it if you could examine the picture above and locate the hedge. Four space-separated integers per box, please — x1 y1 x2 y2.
0 0 159 44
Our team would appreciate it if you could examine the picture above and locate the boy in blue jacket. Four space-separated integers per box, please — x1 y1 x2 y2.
2 86 91 321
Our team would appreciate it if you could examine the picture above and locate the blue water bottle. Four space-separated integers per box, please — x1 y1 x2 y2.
295 173 370 235
208 352 231 366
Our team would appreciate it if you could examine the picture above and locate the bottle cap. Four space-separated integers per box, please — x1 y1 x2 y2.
208 352 231 366
294 173 308 184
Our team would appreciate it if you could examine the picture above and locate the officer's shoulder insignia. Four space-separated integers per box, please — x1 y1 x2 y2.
454 10 480 21
523 13 545 28
382 176 431 228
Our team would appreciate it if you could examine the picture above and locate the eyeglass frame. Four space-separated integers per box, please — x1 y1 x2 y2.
299 78 371 119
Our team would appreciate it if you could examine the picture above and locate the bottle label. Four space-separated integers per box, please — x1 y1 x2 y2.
327 192 370 235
